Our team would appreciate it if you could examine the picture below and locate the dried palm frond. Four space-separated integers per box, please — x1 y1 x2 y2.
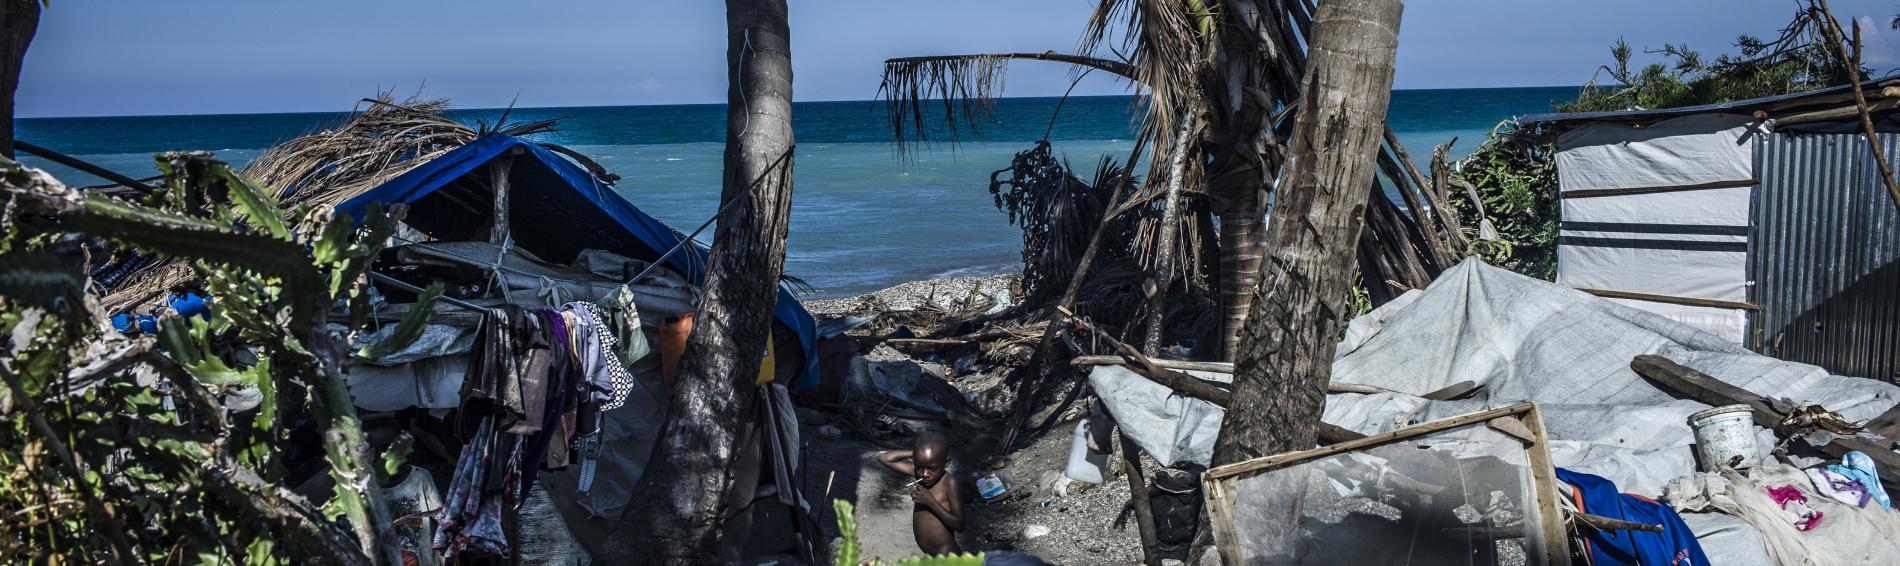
877 52 1139 152
100 93 610 312
244 94 562 217
988 141 1141 309
1080 0 1214 171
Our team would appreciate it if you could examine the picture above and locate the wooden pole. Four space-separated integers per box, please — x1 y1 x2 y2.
1118 427 1163 566
1814 0 1900 214
488 149 519 244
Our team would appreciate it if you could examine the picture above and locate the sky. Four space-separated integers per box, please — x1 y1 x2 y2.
17 0 1900 118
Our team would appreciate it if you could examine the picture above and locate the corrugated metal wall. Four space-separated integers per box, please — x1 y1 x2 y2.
1752 132 1900 382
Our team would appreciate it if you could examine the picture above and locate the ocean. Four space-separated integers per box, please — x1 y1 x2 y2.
14 86 1579 298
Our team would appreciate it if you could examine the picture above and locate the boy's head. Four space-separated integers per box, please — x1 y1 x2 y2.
913 431 950 487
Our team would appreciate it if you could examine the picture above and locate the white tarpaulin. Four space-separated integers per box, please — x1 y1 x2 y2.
1553 113 1759 342
1555 113 1757 190
1094 260 1900 564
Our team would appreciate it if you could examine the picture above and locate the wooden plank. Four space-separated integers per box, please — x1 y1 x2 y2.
1560 178 1756 199
1205 403 1535 481
1630 355 1900 488
1205 477 1244 566
1073 355 1234 374
1864 404 1900 440
1487 416 1535 445
1775 97 1900 125
1575 287 1761 311
1522 404 1574 566
1071 355 1395 395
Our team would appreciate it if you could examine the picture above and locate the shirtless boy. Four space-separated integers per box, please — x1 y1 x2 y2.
876 431 966 555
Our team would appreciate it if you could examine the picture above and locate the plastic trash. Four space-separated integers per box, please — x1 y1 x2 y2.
1064 420 1110 484
977 472 1009 500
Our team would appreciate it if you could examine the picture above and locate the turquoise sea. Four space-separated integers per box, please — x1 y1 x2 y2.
14 86 1578 297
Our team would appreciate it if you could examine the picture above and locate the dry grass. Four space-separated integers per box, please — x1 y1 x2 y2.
99 93 603 313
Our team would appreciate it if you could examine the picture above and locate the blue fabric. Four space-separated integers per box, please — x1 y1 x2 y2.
334 134 820 388
1831 451 1892 509
112 293 210 334
1557 468 1710 566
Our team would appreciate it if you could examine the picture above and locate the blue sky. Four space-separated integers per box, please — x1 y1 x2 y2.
18 1 1900 117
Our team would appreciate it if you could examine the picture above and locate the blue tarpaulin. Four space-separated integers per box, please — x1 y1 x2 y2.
335 134 819 388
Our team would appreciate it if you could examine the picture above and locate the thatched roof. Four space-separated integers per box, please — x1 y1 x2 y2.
98 95 610 314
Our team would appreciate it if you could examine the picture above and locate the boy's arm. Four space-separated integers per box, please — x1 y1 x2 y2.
918 478 966 531
876 450 915 476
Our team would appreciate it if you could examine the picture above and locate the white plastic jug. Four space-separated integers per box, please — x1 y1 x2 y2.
1064 420 1109 483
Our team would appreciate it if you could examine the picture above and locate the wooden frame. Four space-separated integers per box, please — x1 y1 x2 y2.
1574 287 1761 311
1201 402 1572 566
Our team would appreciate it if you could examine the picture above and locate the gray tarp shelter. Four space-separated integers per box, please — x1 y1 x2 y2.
1523 82 1900 381
1095 259 1900 565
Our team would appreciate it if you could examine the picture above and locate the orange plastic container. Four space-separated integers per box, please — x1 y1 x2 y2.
659 314 693 389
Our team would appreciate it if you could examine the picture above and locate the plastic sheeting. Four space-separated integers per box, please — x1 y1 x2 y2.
1093 260 1900 564
332 134 819 388
1553 114 1758 342
1090 365 1229 467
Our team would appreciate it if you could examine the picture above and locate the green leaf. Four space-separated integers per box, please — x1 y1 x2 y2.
354 281 441 360
0 249 84 309
380 433 413 478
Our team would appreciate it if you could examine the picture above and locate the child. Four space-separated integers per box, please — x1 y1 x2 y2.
876 431 966 555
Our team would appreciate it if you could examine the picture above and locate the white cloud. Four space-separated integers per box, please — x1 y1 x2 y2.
1853 16 1900 73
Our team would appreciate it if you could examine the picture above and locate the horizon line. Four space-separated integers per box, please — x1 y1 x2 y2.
18 84 1586 121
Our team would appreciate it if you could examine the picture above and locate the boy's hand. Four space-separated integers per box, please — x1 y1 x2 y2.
910 485 935 506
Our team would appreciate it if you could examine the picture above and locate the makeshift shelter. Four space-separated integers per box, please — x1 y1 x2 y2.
1092 259 1900 565
335 132 821 562
1522 80 1900 382
91 100 822 563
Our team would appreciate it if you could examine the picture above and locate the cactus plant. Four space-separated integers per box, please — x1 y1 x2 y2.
0 154 435 563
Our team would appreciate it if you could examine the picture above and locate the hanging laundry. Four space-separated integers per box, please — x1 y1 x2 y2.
436 417 510 558
599 286 652 369
464 306 540 426
505 348 554 435
562 301 636 411
1765 485 1823 531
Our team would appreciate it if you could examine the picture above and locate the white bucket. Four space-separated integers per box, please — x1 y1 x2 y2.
1689 404 1759 471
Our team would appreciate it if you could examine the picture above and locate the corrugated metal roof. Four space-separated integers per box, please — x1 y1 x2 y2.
1521 78 1898 127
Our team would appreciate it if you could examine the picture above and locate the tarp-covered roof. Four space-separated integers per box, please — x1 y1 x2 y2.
335 134 818 387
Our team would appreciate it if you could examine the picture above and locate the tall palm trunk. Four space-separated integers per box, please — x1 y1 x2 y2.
1212 0 1403 465
1 0 40 158
1215 205 1265 359
614 0 796 561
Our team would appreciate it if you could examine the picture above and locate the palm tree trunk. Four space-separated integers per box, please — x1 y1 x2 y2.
614 0 796 561
1 0 41 158
1212 0 1403 466
1215 205 1265 360
1141 112 1197 354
